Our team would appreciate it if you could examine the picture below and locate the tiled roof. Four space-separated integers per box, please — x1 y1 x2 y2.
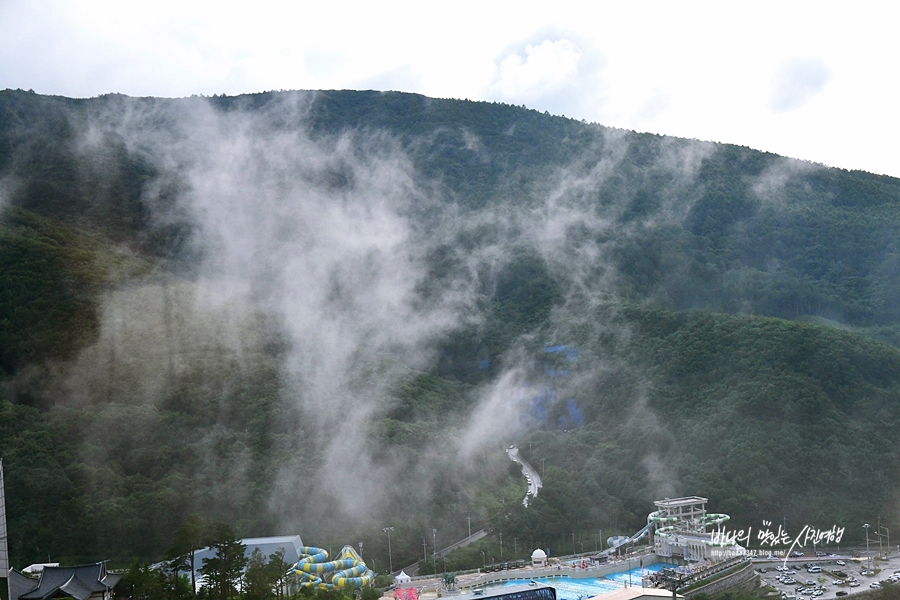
16 563 118 600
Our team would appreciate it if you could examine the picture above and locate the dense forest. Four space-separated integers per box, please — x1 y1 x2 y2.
1 88 900 573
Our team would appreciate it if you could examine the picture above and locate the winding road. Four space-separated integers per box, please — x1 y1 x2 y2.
506 446 543 505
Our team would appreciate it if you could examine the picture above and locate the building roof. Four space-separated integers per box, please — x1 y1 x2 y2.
588 587 683 600
9 569 40 600
23 564 60 575
456 583 555 600
14 562 121 600
653 497 708 508
188 535 304 579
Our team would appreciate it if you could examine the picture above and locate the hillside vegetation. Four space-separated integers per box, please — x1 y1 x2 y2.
1 89 899 571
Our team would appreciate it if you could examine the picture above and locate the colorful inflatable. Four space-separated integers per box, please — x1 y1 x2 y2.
292 545 374 589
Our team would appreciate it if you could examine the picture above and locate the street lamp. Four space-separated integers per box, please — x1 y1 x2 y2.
433 528 437 574
863 524 871 570
481 550 486 568
383 527 394 575
500 532 503 558
468 515 472 538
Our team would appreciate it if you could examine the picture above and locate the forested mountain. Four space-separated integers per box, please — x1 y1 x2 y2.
1 89 899 570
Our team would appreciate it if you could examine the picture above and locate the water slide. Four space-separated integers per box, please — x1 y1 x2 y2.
647 511 737 548
604 510 737 555
292 545 374 589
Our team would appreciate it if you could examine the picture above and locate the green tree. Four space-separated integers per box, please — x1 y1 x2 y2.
168 514 207 600
244 548 273 600
265 548 291 600
198 522 247 600
118 561 164 600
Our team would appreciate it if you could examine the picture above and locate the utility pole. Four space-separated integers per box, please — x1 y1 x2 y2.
383 527 394 575
863 524 871 570
467 515 471 538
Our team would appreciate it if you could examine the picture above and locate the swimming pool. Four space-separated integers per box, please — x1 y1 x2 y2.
500 564 665 600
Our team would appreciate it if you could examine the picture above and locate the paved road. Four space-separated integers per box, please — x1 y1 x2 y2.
506 446 542 504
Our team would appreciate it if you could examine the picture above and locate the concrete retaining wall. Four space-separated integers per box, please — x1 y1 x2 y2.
681 561 759 598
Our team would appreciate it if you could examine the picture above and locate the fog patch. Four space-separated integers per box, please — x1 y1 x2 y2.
752 157 818 206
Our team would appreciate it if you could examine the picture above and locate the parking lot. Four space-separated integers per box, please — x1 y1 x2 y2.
755 553 900 599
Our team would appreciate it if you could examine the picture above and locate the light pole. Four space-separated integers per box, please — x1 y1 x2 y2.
500 531 503 558
514 537 518 559
572 532 575 556
863 524 871 570
599 529 603 552
383 527 394 575
481 550 486 568
468 515 472 538
433 528 437 574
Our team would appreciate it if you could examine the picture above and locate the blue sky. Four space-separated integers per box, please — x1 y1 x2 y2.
2 0 898 177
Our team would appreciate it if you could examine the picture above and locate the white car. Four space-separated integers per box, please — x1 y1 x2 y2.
836 560 846 566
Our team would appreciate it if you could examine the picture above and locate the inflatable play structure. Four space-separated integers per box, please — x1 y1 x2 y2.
292 545 374 589
394 588 419 600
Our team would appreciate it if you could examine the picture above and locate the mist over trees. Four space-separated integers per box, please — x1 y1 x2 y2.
1 89 900 571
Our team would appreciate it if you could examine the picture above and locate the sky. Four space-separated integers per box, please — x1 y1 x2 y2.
2 0 899 177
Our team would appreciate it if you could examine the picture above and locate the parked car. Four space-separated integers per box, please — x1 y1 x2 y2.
836 560 846 566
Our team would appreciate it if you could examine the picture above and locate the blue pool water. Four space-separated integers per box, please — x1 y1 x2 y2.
500 564 666 600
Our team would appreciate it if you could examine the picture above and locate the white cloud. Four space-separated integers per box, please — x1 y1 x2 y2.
492 39 583 102
486 29 607 120
770 58 832 113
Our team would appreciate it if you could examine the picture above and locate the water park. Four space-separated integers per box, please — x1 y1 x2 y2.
392 496 749 600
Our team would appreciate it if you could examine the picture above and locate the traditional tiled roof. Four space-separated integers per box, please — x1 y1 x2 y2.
15 562 121 600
